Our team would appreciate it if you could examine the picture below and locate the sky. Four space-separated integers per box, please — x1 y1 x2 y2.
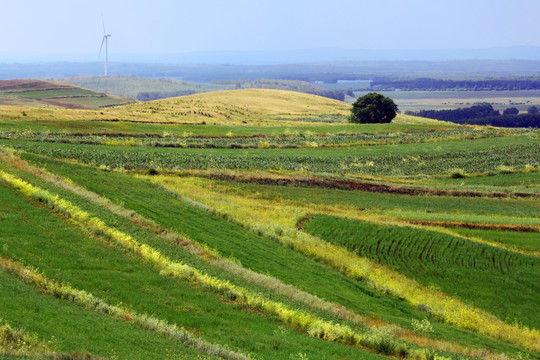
2 0 540 62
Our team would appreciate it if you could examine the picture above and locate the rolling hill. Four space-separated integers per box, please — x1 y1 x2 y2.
0 88 538 359
61 76 347 102
0 79 133 109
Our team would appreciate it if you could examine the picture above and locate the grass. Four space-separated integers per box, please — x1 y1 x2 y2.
13 153 534 357
120 89 351 122
0 168 388 360
303 215 540 329
147 174 539 353
0 252 214 360
433 171 540 188
199 177 539 220
0 87 538 359
448 228 540 253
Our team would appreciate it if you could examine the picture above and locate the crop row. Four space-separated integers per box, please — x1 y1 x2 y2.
1 171 443 359
0 158 394 360
17 151 533 358
150 174 540 352
304 215 537 273
0 128 528 149
0 256 248 360
303 215 540 330
12 141 540 177
11 150 520 359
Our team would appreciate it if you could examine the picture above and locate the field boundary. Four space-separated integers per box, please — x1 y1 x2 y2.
194 171 536 199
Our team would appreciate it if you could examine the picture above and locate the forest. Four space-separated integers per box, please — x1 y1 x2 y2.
407 103 540 127
371 78 540 91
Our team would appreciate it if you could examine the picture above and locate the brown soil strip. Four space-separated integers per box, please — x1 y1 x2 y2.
41 99 91 109
203 172 536 199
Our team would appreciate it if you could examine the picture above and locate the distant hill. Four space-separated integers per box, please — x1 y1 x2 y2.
61 76 225 101
61 76 346 102
0 79 132 109
120 88 351 123
212 78 346 101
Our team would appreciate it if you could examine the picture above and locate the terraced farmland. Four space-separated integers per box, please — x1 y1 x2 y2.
0 89 538 359
0 79 132 109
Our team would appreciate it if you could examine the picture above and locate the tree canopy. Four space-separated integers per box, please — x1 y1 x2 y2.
349 92 398 124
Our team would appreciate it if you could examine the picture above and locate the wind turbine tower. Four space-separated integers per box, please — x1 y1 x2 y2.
99 17 111 76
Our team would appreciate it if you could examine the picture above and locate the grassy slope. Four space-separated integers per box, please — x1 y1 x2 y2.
62 76 226 99
0 158 392 359
16 153 534 357
185 178 539 258
213 180 539 222
0 181 214 360
1 87 452 127
0 160 385 360
0 89 538 358
119 88 351 123
304 215 540 329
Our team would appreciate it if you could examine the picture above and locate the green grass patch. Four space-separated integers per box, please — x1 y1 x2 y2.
0 173 390 360
449 228 540 253
0 261 212 360
434 172 540 188
304 215 540 330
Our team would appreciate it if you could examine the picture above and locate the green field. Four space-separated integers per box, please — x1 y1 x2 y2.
0 79 133 109
304 215 539 328
0 88 538 359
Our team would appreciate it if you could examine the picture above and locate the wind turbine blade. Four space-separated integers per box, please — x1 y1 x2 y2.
101 14 106 34
99 36 105 56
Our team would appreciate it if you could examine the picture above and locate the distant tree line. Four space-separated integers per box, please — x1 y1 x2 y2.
407 103 500 121
407 103 540 127
452 114 540 127
136 90 197 101
371 78 540 91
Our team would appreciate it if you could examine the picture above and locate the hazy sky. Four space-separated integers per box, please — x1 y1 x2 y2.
2 0 540 61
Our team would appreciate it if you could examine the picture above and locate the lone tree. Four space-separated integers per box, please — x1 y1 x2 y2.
349 92 398 123
503 107 519 115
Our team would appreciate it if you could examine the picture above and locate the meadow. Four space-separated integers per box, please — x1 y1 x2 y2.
0 87 538 360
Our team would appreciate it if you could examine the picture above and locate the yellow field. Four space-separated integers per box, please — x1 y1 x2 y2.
0 88 442 127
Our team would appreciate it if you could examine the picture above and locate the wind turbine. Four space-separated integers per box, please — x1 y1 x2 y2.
99 17 111 76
